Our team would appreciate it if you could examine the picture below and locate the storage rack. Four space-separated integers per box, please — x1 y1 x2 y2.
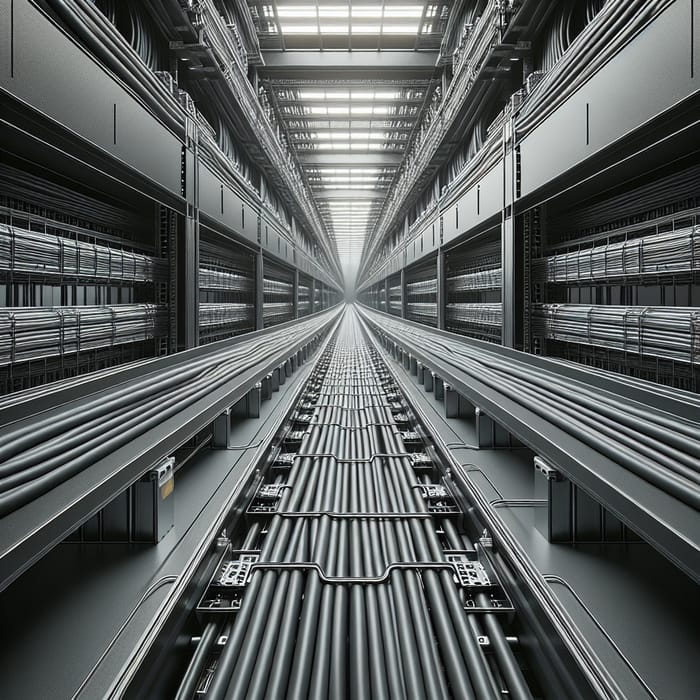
263 261 295 327
389 273 402 316
199 236 256 343
445 238 502 342
0 165 167 394
298 274 312 317
530 163 700 389
405 258 438 327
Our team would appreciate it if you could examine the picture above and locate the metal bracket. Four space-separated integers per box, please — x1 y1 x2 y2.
446 554 492 588
215 553 260 587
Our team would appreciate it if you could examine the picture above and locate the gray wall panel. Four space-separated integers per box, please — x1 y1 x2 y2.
519 0 697 197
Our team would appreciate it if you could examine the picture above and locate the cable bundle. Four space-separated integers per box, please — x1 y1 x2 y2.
0 303 167 366
199 267 254 293
0 310 339 516
389 284 402 315
0 224 165 283
264 278 294 298
199 303 254 328
48 0 185 136
362 305 700 515
298 283 312 317
539 226 700 282
535 1 575 73
407 302 438 325
202 312 532 700
446 302 503 327
406 278 438 297
0 164 147 239
448 267 502 292
518 0 675 138
263 302 295 326
534 304 700 365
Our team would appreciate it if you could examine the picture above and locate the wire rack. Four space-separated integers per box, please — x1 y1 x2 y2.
538 226 700 283
447 267 502 292
263 276 294 326
534 304 700 365
0 303 167 366
199 267 255 292
199 302 255 328
0 223 165 283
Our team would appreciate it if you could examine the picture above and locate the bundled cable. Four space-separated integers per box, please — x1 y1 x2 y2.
199 267 254 293
446 302 503 327
48 0 185 136
263 276 295 326
0 164 147 239
199 303 254 328
204 312 528 700
448 267 502 292
534 304 700 365
518 0 675 138
0 303 167 366
0 310 339 515
535 0 575 73
539 226 700 282
0 224 165 283
361 306 700 512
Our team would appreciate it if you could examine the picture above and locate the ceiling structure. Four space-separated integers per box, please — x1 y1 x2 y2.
248 1 453 287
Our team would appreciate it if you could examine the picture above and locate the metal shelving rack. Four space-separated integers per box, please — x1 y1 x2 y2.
445 238 502 342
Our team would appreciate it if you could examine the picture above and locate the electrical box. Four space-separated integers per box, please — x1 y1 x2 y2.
132 457 175 543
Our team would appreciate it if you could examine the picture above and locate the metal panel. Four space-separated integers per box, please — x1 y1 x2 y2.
501 217 515 348
2 0 183 195
443 161 504 246
199 162 262 247
519 0 697 197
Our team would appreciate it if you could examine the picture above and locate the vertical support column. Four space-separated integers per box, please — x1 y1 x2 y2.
400 268 407 319
178 117 200 350
212 409 231 449
311 278 317 314
293 268 300 319
534 457 572 542
256 250 265 330
502 217 516 348
501 113 517 348
436 248 446 330
384 277 390 313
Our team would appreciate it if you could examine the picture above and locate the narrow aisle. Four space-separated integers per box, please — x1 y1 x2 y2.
193 308 534 700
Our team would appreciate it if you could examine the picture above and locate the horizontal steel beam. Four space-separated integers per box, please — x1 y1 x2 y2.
313 188 388 200
298 152 405 165
259 49 438 76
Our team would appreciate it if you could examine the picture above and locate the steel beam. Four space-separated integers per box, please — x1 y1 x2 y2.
259 50 438 77
298 153 405 166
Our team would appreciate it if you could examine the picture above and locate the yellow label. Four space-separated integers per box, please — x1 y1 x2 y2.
160 477 174 500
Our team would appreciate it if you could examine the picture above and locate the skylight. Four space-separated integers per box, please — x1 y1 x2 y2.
274 4 425 35
249 3 452 286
